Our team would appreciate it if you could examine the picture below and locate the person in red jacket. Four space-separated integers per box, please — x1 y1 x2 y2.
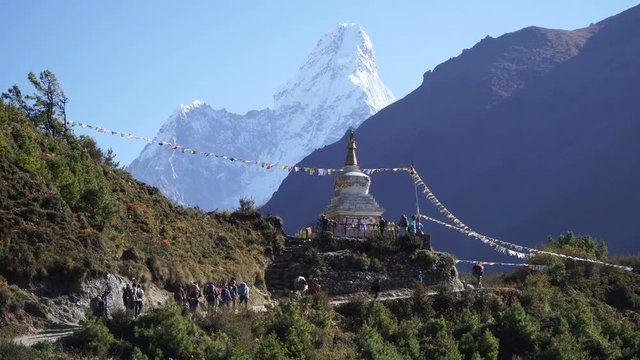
472 262 484 289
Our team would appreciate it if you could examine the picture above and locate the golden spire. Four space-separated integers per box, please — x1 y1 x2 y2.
345 129 358 166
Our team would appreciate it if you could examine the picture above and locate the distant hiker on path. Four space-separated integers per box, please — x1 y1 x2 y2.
123 284 133 311
294 276 308 295
238 281 250 309
371 279 381 300
415 271 424 284
133 284 144 318
472 262 484 289
229 280 238 309
174 285 186 307
101 290 110 318
221 284 232 307
188 281 201 311
204 281 218 311
310 278 321 294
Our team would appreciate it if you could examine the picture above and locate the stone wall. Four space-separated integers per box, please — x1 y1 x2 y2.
265 236 463 298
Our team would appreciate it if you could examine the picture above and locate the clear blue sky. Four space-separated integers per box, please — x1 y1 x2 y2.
1 1 637 165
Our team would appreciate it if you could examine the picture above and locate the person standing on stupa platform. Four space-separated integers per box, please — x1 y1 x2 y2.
379 216 387 237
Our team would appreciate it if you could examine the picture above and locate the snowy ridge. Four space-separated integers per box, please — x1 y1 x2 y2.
128 24 395 210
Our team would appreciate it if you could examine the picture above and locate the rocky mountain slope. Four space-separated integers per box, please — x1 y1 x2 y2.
264 5 640 257
128 23 394 210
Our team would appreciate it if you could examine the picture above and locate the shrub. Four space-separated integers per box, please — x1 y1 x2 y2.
411 249 438 268
238 197 256 213
263 301 317 359
133 305 204 359
498 301 537 357
356 323 405 360
255 333 288 360
0 340 41 360
67 319 114 358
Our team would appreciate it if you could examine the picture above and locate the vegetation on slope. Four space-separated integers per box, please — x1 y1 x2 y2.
4 235 638 359
0 72 284 330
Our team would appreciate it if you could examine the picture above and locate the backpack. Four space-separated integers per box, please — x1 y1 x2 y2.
238 283 248 296
136 288 144 301
205 284 216 299
222 288 231 300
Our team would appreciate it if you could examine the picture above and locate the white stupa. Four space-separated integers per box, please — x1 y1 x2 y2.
323 131 384 225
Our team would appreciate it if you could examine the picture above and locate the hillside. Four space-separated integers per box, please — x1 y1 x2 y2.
264 4 640 258
4 236 639 359
0 98 283 334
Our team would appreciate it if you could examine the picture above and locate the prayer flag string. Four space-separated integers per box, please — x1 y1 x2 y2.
410 168 635 272
65 120 409 176
455 259 546 271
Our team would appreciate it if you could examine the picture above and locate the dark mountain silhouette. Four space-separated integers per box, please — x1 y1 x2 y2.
263 4 640 259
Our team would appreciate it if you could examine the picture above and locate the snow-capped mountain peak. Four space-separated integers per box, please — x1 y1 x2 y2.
179 99 206 114
129 24 395 210
273 23 394 111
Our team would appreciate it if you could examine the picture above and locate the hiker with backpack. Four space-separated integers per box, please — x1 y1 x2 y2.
229 280 238 309
187 281 201 311
204 281 218 310
174 285 186 307
123 284 133 311
133 284 144 318
238 281 250 309
221 284 232 307
100 290 110 318
472 262 484 289
309 278 321 294
294 276 308 296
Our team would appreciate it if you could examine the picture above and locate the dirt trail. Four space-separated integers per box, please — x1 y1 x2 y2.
13 287 504 346
13 324 82 347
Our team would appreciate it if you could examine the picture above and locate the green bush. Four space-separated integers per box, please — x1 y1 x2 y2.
356 323 405 360
67 319 114 358
0 340 42 360
411 249 438 268
255 333 288 360
263 301 317 359
132 305 204 359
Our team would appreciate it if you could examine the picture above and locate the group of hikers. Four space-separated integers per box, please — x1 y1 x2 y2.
121 282 145 318
293 276 321 295
396 214 425 236
315 214 425 238
173 280 251 312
